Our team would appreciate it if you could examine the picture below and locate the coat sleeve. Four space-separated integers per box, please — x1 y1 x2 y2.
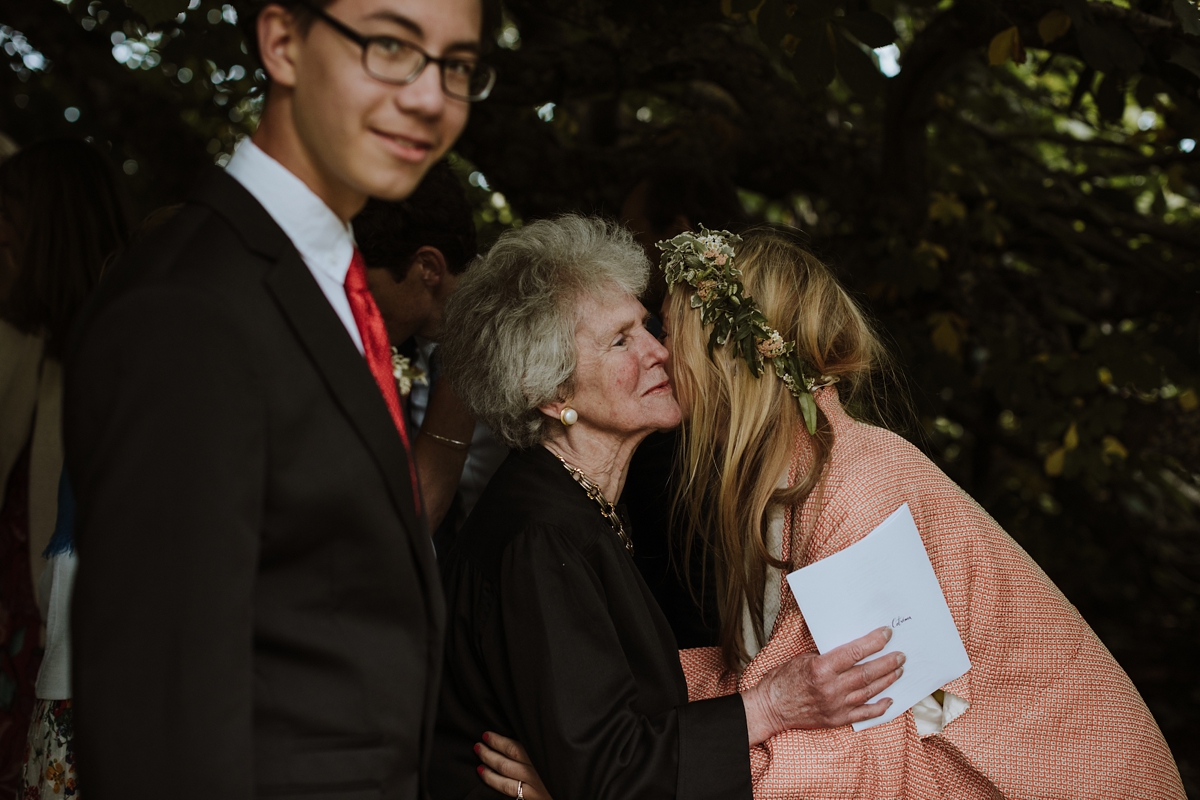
65 284 265 800
491 525 751 800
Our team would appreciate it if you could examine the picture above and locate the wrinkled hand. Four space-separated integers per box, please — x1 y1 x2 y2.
742 626 905 744
475 731 552 800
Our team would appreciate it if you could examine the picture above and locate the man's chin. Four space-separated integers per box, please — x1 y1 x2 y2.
363 177 421 202
357 161 429 202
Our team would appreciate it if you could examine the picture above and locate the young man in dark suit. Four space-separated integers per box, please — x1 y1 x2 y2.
63 0 493 797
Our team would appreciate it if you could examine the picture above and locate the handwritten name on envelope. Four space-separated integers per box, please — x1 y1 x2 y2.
786 503 971 731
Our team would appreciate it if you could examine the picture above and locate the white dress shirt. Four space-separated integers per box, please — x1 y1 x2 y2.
225 140 364 354
36 551 77 700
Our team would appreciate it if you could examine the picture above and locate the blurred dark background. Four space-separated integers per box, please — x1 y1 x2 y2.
2 0 1198 792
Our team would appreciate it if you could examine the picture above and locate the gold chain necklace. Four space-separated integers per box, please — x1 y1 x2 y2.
554 455 635 555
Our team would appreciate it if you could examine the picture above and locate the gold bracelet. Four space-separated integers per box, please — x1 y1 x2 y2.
420 429 471 450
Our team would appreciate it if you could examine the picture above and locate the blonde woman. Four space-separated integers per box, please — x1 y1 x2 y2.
478 225 1185 799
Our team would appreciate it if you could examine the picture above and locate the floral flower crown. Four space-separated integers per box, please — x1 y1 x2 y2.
656 226 831 434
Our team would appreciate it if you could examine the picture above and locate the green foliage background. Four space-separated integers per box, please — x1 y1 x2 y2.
2 0 1198 789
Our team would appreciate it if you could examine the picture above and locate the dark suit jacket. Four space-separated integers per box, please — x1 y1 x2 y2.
64 170 444 800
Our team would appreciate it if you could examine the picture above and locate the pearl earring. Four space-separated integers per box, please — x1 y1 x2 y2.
560 407 578 426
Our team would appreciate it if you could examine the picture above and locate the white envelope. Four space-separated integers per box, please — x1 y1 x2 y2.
786 503 971 731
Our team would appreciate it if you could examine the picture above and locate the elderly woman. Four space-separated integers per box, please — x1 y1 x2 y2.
430 215 905 800
480 224 1185 799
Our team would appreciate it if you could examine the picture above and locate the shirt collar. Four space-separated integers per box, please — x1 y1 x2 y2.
224 140 356 285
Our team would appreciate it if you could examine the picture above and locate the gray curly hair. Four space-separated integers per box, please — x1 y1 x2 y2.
440 214 650 449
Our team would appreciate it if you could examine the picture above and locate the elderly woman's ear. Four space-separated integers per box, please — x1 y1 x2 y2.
538 400 578 427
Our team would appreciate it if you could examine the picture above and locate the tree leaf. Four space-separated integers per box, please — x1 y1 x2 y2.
913 239 949 269
1133 75 1163 109
789 0 840 23
1061 0 1096 26
756 0 791 53
1038 10 1072 44
1093 72 1126 123
1076 21 1144 74
790 21 837 92
799 391 818 434
840 11 896 48
1173 0 1200 36
726 0 763 15
1090 186 1136 214
1045 447 1067 476
126 0 190 28
928 191 966 223
835 35 884 98
1101 435 1129 463
988 26 1025 67
1168 43 1200 79
929 312 966 359
1064 422 1080 450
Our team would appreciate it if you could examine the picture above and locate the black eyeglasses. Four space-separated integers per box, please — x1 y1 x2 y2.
302 3 496 102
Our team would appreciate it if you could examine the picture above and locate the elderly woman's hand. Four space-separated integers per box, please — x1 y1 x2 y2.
476 731 552 800
742 626 904 744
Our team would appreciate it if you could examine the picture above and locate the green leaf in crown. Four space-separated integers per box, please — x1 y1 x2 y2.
655 225 837 434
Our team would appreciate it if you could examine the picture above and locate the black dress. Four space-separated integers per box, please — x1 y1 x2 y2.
431 446 752 800
624 430 722 649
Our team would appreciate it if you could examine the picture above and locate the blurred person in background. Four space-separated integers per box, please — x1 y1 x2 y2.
620 163 747 319
619 164 747 651
355 160 507 551
0 138 129 798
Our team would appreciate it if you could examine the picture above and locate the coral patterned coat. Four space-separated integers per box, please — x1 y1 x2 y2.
681 389 1184 799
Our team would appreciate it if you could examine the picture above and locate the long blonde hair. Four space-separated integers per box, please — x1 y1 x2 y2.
668 226 890 671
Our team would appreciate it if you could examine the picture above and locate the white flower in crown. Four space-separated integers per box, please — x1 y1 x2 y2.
390 346 428 397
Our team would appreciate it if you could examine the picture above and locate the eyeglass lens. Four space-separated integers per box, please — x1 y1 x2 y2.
365 40 491 99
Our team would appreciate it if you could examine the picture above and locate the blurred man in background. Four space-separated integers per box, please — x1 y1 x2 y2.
620 164 747 321
356 161 507 551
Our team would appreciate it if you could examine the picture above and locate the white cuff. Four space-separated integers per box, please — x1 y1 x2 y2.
912 690 969 736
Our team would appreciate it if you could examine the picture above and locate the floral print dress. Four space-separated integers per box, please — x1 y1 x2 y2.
22 699 76 799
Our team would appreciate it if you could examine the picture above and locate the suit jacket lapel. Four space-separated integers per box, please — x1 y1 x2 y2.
264 252 425 542
189 169 429 555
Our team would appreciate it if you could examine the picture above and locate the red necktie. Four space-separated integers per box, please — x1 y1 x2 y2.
344 248 421 515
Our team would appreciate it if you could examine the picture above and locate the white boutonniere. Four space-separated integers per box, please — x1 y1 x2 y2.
391 346 428 397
